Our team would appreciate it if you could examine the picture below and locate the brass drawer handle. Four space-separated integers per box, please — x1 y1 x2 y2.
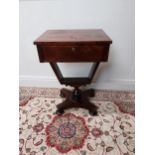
71 47 76 52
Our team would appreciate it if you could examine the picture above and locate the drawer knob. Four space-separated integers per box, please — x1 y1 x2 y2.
71 47 76 52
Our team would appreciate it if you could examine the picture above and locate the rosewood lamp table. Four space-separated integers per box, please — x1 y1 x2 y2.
34 29 112 115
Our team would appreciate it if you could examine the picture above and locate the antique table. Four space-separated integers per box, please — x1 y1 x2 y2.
34 29 112 115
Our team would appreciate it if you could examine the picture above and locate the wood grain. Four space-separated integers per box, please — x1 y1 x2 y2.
34 29 112 46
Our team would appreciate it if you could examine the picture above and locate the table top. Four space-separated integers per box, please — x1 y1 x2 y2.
34 29 112 46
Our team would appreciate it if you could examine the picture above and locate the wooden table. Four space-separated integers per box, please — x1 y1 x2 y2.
34 29 112 115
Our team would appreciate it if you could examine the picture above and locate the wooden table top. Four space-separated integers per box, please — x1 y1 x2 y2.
34 29 112 45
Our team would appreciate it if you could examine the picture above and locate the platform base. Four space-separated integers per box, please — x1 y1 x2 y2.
56 88 98 116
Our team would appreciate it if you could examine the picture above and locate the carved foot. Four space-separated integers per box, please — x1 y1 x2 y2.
60 88 70 98
83 89 95 97
89 110 98 116
55 108 64 115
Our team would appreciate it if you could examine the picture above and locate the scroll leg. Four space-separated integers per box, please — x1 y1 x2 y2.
83 89 95 97
88 104 98 116
55 100 73 114
55 108 64 115
60 88 71 98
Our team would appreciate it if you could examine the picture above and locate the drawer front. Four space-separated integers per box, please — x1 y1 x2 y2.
38 45 109 62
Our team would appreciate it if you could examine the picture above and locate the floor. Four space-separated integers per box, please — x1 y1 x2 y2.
19 87 135 155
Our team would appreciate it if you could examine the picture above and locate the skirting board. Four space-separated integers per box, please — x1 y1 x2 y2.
19 75 135 90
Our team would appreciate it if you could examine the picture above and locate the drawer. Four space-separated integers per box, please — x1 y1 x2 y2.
37 45 109 62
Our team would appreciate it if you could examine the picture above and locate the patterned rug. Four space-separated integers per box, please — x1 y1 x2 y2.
19 88 135 155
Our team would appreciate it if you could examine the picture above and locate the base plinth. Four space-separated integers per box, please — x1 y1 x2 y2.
56 88 98 116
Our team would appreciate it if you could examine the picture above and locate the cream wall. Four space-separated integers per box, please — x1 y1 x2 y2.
19 0 135 90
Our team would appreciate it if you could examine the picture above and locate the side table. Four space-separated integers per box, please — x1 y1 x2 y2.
34 29 112 115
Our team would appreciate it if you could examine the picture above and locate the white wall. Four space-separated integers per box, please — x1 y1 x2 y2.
19 0 135 90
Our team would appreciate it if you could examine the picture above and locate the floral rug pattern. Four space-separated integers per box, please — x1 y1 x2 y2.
46 113 89 153
19 96 135 155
